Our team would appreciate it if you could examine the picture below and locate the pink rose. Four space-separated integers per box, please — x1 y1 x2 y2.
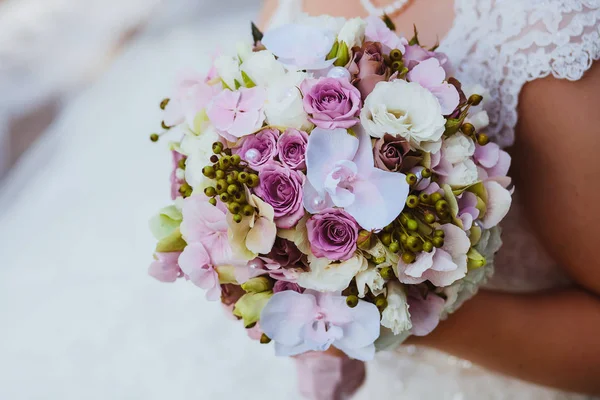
234 127 279 171
306 208 359 261
301 77 361 130
347 41 391 98
277 128 309 170
254 163 305 228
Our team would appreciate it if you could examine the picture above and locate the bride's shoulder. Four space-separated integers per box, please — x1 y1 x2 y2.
445 0 600 147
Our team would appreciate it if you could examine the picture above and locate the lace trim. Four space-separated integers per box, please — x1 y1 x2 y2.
440 0 600 148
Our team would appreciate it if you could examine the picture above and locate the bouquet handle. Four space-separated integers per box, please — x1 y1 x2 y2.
294 351 366 400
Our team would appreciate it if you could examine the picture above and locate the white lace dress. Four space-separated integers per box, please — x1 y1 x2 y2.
270 1 600 399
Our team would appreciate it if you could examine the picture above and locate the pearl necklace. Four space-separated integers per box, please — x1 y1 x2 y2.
360 0 411 16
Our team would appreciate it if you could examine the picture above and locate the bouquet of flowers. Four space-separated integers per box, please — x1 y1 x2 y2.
148 14 512 362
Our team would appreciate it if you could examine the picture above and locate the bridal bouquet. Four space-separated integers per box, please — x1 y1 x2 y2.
148 15 512 360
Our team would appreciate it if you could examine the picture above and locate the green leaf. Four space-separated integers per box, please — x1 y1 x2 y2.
334 41 350 67
241 277 273 293
251 22 264 44
408 25 420 46
326 41 339 61
233 291 273 328
241 71 256 88
467 248 486 270
155 227 187 253
220 78 232 91
234 79 242 90
149 206 183 240
442 184 463 228
382 14 396 31
444 118 462 136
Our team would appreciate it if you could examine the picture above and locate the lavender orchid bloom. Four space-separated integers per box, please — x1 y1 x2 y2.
407 289 446 336
259 290 381 361
303 127 409 231
262 23 336 71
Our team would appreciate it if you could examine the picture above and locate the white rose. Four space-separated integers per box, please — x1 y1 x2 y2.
236 41 253 63
296 14 346 33
264 71 311 130
381 281 412 335
337 17 366 48
240 50 286 88
443 159 479 187
297 254 368 292
355 267 385 298
361 80 446 153
180 126 220 190
442 133 475 164
466 110 490 131
214 54 242 89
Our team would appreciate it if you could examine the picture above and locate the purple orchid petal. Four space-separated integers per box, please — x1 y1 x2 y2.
260 291 317 347
474 143 500 168
481 180 512 229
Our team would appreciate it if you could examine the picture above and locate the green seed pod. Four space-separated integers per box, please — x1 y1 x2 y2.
432 236 445 248
435 199 449 214
219 156 231 170
406 173 418 186
407 237 422 253
461 122 475 136
231 154 242 165
247 174 260 188
375 297 388 310
391 60 403 71
204 186 217 197
177 158 186 169
242 204 255 217
390 48 403 61
406 195 420 208
227 184 239 195
421 168 432 178
477 133 490 146
234 191 246 203
373 256 387 264
208 198 217 206
159 98 170 110
212 142 223 154
210 155 219 164
388 241 400 253
215 170 226 179
379 267 394 280
406 219 418 231
161 121 171 130
402 251 416 264
468 94 483 106
380 232 392 246
419 192 431 204
202 166 215 178
215 179 227 194
149 133 160 142
430 192 443 204
229 202 241 214
226 175 235 185
219 193 230 203
424 212 436 224
423 241 434 252
233 213 243 223
434 229 445 238
238 172 249 183
400 233 408 244
346 295 359 308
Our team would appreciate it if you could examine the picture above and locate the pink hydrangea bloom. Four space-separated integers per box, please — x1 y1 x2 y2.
260 290 381 361
148 252 183 283
475 143 511 184
178 242 220 301
163 70 217 127
407 58 460 115
207 87 266 140
458 192 480 230
396 224 470 287
407 289 445 336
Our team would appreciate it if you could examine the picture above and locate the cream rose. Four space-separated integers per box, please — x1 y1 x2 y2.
180 126 220 190
297 254 368 292
241 50 286 88
264 71 311 130
442 133 476 164
443 159 479 187
360 80 446 153
337 17 366 48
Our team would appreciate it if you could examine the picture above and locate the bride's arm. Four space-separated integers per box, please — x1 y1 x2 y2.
410 62 600 395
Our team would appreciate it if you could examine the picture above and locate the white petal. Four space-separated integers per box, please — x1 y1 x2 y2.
481 181 512 229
